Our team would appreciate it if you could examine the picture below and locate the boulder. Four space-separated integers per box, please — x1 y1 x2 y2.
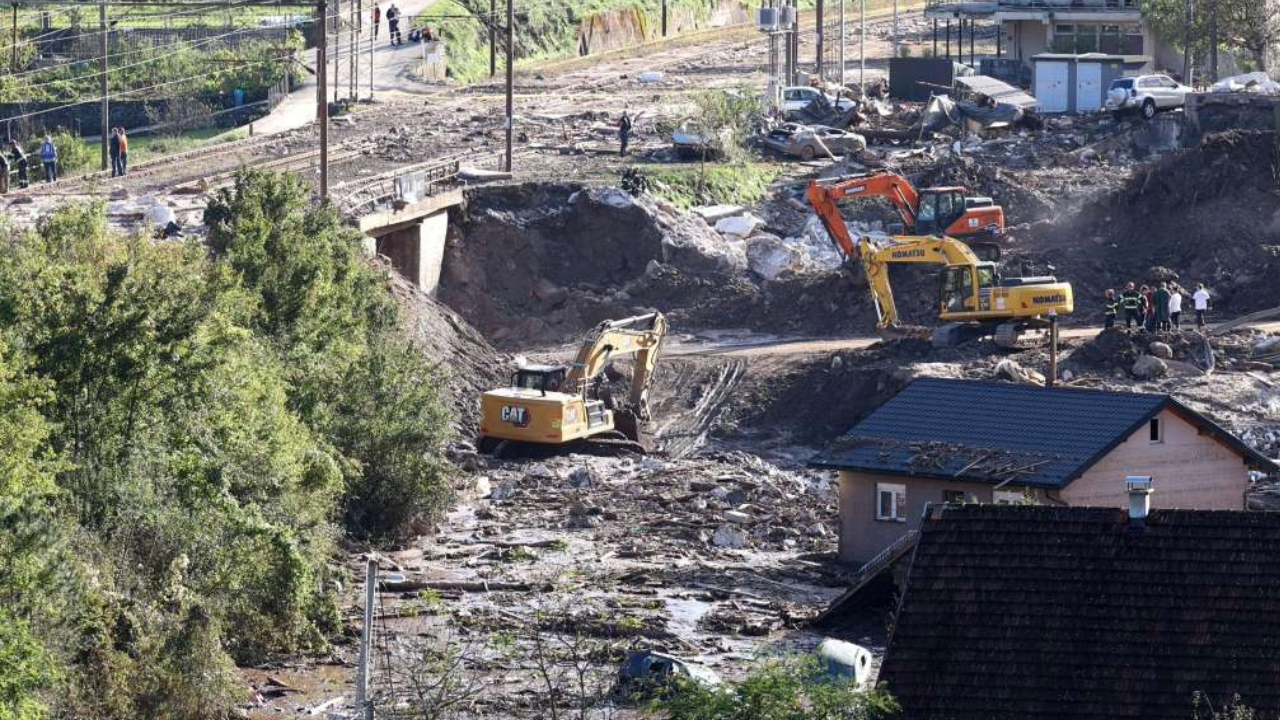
1148 341 1173 360
745 234 804 281
1132 354 1168 379
712 524 749 548
994 358 1045 386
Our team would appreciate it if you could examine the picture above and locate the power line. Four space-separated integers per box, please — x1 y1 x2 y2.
1 48 297 124
8 16 317 87
1 0 263 50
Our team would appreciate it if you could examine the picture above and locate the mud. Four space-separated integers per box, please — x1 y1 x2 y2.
1043 130 1280 317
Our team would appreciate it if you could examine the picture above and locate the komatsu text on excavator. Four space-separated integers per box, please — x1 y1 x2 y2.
806 177 1072 348
479 313 668 456
807 171 1005 249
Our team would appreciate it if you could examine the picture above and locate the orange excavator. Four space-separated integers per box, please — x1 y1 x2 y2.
806 171 1005 252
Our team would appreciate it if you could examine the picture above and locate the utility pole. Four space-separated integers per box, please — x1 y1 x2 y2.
858 0 864 91
815 0 822 79
838 0 844 83
504 0 513 172
892 0 898 59
661 0 667 37
1208 0 1218 83
99 0 108 171
350 0 357 100
11 3 18 73
1181 0 1193 85
368 2 374 99
355 558 376 720
488 0 496 76
1047 309 1059 387
332 0 340 104
317 0 329 198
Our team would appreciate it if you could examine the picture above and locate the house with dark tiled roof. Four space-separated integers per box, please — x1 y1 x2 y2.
879 499 1280 720
810 378 1278 564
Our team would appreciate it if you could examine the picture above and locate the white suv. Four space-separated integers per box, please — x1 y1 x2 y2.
780 86 855 114
1106 75 1192 119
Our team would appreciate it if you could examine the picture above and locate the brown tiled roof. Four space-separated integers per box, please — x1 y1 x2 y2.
879 504 1280 720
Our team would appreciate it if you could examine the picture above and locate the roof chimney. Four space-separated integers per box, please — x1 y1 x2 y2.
1126 476 1153 526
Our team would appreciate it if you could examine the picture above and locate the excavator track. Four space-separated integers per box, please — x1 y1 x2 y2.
994 321 1049 350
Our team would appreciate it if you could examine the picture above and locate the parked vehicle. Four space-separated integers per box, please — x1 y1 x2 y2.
1106 75 1192 119
613 650 720 702
762 123 866 160
780 86 855 115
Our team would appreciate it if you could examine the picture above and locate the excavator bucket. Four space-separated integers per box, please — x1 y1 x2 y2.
612 409 651 451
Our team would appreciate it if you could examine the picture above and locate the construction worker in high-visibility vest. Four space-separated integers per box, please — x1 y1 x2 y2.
1120 282 1144 330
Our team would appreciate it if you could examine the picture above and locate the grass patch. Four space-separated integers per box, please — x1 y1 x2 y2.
79 127 246 165
640 161 779 210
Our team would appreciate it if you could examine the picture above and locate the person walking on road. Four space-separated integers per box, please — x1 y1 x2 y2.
9 140 29 189
1153 282 1171 332
618 111 633 157
1103 289 1118 330
1168 282 1184 330
372 3 381 38
387 4 401 46
1193 283 1212 328
1121 282 1143 329
39 135 57 183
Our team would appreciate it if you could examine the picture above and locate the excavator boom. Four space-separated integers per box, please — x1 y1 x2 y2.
566 312 668 419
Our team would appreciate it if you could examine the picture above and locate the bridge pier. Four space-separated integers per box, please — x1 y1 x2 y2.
358 188 463 296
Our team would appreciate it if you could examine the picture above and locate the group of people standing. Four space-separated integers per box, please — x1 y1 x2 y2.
0 135 59 192
1104 280 1212 332
109 127 130 177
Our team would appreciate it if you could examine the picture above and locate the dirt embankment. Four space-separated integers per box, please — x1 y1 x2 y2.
1044 130 1280 316
388 267 506 431
439 183 947 349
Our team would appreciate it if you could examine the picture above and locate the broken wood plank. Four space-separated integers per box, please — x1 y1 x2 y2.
379 579 537 593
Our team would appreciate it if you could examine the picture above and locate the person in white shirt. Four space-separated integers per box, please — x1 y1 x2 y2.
1193 283 1211 328
1168 283 1183 329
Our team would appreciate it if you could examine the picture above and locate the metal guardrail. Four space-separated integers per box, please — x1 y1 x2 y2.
926 0 1137 9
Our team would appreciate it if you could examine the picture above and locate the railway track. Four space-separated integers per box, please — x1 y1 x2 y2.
26 4 923 201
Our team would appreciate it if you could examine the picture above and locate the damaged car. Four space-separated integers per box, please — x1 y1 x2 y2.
671 120 732 160
613 650 721 702
762 123 867 160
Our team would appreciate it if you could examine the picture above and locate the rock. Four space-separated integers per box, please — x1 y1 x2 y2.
474 476 492 498
714 213 763 238
994 358 1045 386
831 355 845 372
1132 354 1168 379
525 462 557 480
806 522 828 537
724 510 751 524
1061 368 1074 383
712 524 749 548
692 204 746 223
532 278 569 306
109 188 130 200
491 481 519 502
745 233 804 281
1148 341 1173 360
568 466 594 488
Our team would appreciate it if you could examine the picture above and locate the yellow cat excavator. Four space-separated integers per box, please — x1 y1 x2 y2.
479 313 668 456
853 234 1074 348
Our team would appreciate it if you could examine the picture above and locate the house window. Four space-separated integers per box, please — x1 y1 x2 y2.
876 483 907 522
1149 417 1163 443
1099 24 1144 55
993 489 1029 505
943 489 966 505
1052 23 1099 54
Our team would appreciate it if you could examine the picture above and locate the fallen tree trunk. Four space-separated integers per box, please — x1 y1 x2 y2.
379 579 538 593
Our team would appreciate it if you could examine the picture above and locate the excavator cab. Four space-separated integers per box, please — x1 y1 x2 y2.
512 365 569 395
916 189 967 237
941 263 999 313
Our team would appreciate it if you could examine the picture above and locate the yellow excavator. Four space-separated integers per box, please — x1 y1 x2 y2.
479 312 668 456
853 234 1074 348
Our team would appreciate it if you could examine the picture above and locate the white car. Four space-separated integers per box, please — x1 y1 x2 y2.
780 86 855 114
1106 75 1192 119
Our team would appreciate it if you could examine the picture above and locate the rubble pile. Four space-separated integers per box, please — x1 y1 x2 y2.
1049 130 1280 316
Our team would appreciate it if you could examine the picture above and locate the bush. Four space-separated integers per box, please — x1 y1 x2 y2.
0 170 454 717
652 656 899 720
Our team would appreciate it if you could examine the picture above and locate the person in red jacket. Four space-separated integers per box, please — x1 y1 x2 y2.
372 4 381 38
